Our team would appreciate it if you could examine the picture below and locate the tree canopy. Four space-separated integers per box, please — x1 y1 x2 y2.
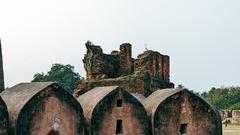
32 63 83 93
202 87 240 110
177 84 240 110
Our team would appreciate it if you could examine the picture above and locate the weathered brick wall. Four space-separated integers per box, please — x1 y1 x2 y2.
90 90 150 135
163 55 170 82
219 110 240 124
135 50 160 78
220 110 232 120
83 42 134 80
83 41 120 79
30 96 82 135
153 92 221 135
73 72 174 97
15 87 85 135
76 41 174 97
134 50 170 82
119 43 133 76
74 75 149 97
83 41 171 81
232 110 240 124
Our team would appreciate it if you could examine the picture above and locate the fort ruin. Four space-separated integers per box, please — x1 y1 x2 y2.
0 40 222 135
73 41 174 97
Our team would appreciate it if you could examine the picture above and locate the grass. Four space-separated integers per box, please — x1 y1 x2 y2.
223 124 240 135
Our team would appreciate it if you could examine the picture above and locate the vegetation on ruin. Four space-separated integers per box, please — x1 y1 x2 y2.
32 63 83 93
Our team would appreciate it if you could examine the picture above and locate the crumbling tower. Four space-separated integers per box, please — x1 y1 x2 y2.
0 40 4 92
119 43 133 76
74 42 174 97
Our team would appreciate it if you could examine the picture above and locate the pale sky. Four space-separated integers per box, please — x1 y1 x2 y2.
0 0 239 92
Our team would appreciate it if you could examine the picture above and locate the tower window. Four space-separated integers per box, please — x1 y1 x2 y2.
117 99 123 107
180 124 187 135
116 120 123 134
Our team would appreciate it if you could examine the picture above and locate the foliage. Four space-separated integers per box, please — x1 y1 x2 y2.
202 87 240 110
177 84 240 110
229 102 240 110
32 63 83 93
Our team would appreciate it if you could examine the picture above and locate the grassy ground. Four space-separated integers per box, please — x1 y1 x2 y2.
223 124 240 135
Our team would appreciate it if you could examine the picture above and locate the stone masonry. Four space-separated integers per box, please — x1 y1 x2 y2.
73 41 174 97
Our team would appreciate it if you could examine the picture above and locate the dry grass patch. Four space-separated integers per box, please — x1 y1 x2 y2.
223 124 240 135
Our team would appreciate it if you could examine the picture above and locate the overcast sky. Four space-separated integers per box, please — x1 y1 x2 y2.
0 0 239 92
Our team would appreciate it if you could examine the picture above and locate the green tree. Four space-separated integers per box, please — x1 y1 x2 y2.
202 86 240 110
32 63 83 93
229 103 240 110
176 84 240 110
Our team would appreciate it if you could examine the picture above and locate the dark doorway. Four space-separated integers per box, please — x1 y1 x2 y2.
116 120 123 134
117 99 123 107
180 124 187 135
47 130 60 135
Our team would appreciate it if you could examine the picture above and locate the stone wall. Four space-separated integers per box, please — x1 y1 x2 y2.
163 55 170 81
83 41 120 80
74 75 147 97
74 72 174 97
74 41 174 97
144 90 222 135
221 110 240 124
83 41 170 81
220 110 232 120
119 43 133 76
232 110 240 124
134 50 170 81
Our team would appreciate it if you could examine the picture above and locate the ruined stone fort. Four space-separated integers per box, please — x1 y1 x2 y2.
0 40 222 135
73 41 174 97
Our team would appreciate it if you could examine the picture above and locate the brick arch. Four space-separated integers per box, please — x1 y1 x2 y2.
90 87 149 135
77 86 150 135
16 87 85 135
0 82 85 135
151 90 222 135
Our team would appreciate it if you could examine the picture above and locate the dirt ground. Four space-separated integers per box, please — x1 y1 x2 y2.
223 124 240 135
